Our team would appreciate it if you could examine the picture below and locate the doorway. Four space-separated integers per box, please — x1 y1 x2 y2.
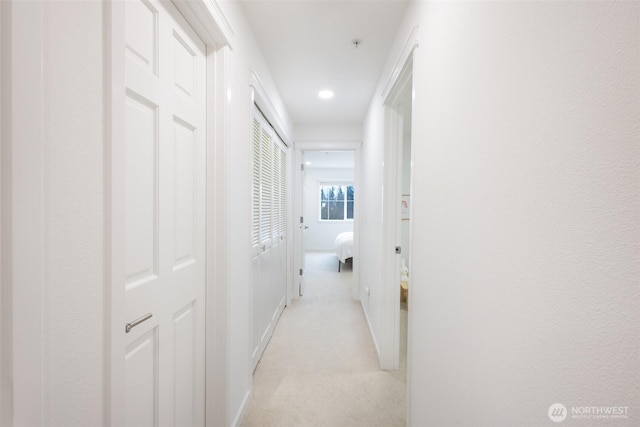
397 91 412 374
297 150 358 298
303 151 355 256
380 51 415 372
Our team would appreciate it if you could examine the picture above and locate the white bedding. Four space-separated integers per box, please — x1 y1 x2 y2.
334 232 354 263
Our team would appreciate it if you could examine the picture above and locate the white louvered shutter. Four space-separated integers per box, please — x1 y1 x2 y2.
252 117 261 252
272 137 280 239
260 126 273 248
250 104 288 370
278 146 286 238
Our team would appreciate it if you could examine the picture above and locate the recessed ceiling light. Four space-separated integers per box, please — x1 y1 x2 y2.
318 90 334 99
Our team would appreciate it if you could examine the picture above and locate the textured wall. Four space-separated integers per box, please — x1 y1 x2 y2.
365 1 640 425
360 101 385 354
43 2 105 425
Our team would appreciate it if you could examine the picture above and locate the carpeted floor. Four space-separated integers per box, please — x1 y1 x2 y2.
241 251 407 427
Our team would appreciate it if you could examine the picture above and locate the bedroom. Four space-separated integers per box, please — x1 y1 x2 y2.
302 151 355 273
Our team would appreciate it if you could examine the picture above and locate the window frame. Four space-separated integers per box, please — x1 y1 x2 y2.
318 182 354 222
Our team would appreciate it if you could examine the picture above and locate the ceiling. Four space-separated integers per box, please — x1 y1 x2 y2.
240 0 409 127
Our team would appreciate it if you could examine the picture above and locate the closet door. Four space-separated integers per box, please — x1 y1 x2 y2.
273 145 287 315
122 0 206 425
257 119 274 361
251 106 288 370
251 116 261 367
251 109 274 368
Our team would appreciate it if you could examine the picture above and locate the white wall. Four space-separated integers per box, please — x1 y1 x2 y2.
362 1 640 425
304 167 354 251
296 124 361 143
216 2 294 424
359 102 385 355
5 2 106 425
44 3 106 424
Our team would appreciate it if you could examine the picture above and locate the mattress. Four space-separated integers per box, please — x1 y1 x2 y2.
334 231 354 263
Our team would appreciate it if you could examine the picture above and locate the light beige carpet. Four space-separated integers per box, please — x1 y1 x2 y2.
241 252 407 427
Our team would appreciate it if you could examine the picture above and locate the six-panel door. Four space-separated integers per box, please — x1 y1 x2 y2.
124 0 206 425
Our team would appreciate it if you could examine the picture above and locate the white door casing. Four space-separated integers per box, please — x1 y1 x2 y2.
0 2 6 424
122 1 206 425
380 28 419 372
298 151 307 296
292 146 361 300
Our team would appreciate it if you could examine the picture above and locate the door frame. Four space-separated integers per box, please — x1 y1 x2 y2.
379 26 419 372
293 142 362 301
0 2 5 423
106 1 232 426
292 149 306 297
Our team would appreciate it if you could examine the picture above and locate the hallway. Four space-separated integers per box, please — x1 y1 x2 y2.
242 252 406 427
3 1 638 425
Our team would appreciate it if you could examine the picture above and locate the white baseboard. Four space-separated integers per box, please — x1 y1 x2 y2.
360 299 380 359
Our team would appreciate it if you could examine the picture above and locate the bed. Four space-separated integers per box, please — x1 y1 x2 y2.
334 231 354 272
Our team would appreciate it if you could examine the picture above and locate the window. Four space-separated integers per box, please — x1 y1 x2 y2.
319 184 354 221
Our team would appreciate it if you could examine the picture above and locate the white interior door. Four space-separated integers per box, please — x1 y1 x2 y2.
251 107 288 369
271 143 287 326
251 112 274 368
123 0 206 425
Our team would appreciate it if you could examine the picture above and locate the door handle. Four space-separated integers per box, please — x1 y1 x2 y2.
304 226 309 230
125 313 153 333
